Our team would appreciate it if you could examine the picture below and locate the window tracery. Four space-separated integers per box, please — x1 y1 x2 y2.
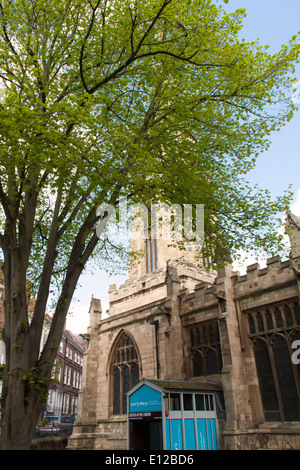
111 332 140 415
246 300 300 422
188 320 222 377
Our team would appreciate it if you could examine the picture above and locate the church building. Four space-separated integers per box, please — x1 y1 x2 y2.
68 211 300 450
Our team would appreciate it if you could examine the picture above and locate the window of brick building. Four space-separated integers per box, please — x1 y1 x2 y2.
112 332 140 415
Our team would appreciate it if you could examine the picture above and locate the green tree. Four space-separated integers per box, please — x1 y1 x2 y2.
0 0 298 449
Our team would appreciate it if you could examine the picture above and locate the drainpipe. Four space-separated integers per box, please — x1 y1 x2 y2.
150 320 160 379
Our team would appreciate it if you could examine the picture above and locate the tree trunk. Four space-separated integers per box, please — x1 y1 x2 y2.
0 363 46 450
0 183 103 449
0 246 89 449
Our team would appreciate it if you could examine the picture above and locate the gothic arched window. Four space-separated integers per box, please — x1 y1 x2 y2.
189 320 222 377
247 301 300 422
111 332 140 415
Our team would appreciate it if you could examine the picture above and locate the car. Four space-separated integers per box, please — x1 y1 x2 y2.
37 415 74 437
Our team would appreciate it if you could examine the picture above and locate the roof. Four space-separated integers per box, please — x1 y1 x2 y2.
64 329 85 353
147 378 223 392
128 378 223 396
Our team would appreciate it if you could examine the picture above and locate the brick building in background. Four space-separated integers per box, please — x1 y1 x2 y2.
0 276 86 420
41 315 86 419
68 211 300 451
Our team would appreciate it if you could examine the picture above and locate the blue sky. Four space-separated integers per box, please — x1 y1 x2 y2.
223 0 300 202
66 0 300 333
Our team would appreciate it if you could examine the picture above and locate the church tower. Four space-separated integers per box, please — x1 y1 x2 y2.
108 224 215 316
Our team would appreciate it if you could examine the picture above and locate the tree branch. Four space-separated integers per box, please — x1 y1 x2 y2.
79 0 102 92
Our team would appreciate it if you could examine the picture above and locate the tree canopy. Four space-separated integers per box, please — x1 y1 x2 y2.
0 0 299 449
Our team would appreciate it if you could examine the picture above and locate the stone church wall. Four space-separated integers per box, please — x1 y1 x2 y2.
68 212 300 450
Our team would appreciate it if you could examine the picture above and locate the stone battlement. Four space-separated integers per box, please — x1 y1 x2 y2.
178 250 300 321
108 257 216 317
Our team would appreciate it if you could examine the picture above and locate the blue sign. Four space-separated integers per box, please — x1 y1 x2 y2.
129 385 162 412
197 419 208 450
196 418 218 450
171 419 183 450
